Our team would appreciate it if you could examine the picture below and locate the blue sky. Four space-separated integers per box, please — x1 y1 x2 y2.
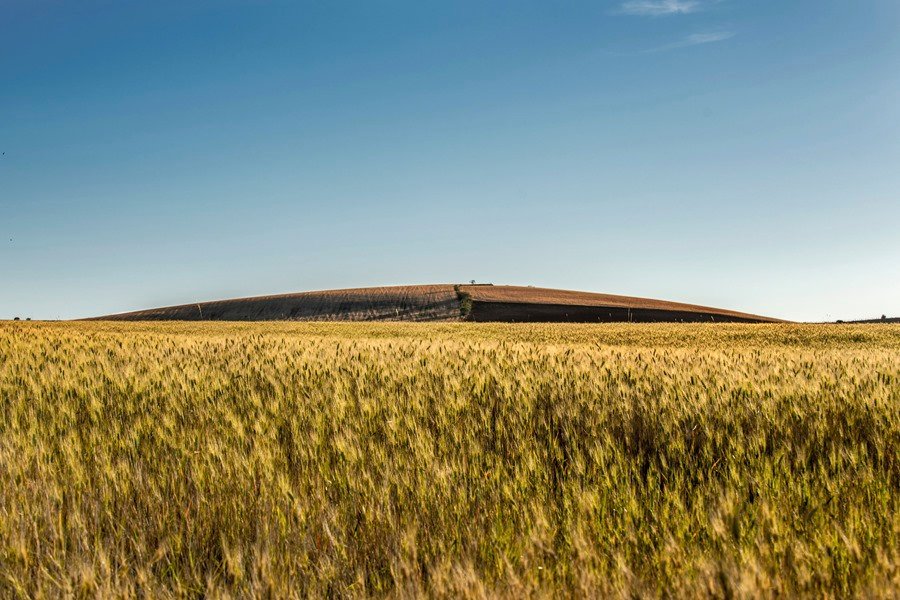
2 0 898 321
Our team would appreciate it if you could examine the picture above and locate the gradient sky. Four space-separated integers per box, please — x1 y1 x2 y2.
2 0 898 321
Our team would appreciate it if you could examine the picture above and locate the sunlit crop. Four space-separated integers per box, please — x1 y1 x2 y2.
1 322 898 597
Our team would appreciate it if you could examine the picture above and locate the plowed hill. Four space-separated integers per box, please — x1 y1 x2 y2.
90 284 782 323
458 285 782 323
91 285 460 322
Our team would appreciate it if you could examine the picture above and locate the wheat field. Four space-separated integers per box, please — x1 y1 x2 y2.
0 322 898 598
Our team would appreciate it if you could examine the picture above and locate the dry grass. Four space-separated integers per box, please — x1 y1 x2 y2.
0 322 898 598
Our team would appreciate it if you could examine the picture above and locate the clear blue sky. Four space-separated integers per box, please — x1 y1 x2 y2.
2 0 898 321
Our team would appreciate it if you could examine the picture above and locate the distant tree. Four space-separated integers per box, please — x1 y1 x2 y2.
470 280 476 284
882 314 887 321
25 318 31 321
13 317 19 321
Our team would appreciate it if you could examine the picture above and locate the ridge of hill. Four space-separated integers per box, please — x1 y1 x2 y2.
88 284 783 323
458 285 783 323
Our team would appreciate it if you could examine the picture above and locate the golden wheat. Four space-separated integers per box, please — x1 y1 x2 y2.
0 322 898 598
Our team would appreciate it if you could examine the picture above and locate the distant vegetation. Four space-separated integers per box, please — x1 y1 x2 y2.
840 315 900 324
1 322 898 597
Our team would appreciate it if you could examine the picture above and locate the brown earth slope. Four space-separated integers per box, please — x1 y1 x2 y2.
90 284 782 323
458 285 782 323
90 285 461 322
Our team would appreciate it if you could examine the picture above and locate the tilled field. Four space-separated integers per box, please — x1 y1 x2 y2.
90 284 781 323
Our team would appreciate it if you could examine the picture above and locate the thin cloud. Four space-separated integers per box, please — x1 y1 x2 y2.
618 0 702 16
645 30 735 53
680 31 735 46
599 30 735 57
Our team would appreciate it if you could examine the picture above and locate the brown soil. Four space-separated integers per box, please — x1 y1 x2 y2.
88 284 783 323
89 285 461 322
458 285 782 323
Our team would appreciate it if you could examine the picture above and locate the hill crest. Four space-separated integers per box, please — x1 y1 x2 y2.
88 284 783 323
